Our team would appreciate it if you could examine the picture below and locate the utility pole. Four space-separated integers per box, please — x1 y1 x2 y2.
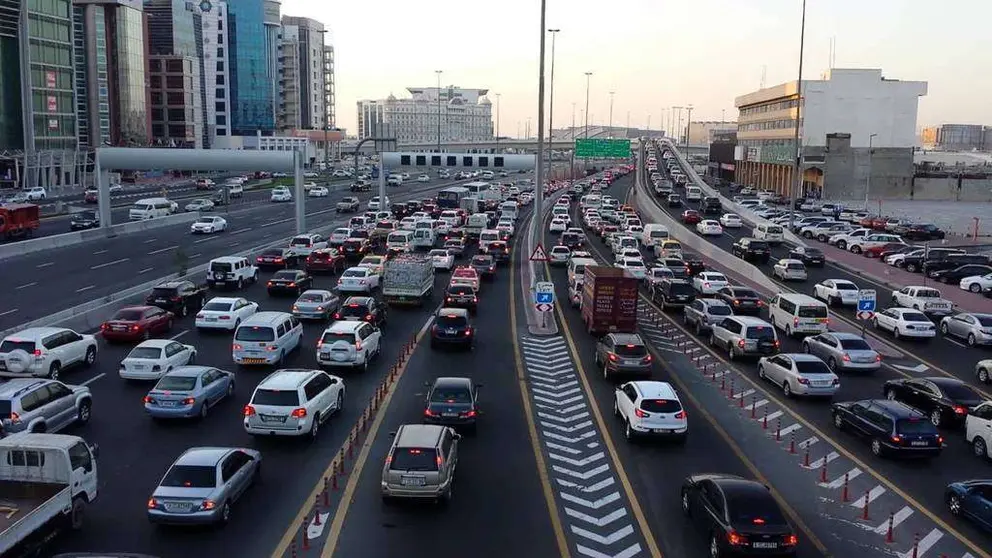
788 0 807 233
584 72 593 138
865 133 877 209
495 93 501 154
435 70 443 152
547 28 560 167
570 102 576 179
608 91 615 138
626 111 630 136
685 104 694 148
534 0 549 260
672 106 682 142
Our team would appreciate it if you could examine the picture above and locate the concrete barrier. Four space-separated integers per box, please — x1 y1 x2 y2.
0 212 201 261
654 138 807 247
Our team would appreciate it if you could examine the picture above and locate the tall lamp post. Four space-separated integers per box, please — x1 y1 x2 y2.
534 0 549 253
435 70 443 152
865 133 877 209
583 72 593 138
671 106 681 140
495 93 501 154
788 0 807 233
547 28 560 168
608 91 615 138
685 104 693 148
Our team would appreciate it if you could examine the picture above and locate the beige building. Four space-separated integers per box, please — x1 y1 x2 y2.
687 121 736 146
920 127 939 150
148 55 204 149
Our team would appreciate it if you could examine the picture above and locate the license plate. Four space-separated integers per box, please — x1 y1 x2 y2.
446 328 456 334
813 380 831 387
241 358 266 364
164 502 193 512
654 429 672 433
156 299 167 303
160 401 177 407
442 413 458 418
113 325 126 331
401 476 426 486
206 317 217 322
261 414 286 423
911 440 928 447
752 542 777 549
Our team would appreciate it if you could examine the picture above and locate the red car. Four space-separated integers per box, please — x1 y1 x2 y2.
870 217 888 230
100 305 174 342
864 242 907 258
681 210 702 225
306 248 346 273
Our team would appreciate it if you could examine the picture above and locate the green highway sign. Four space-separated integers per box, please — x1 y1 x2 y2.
574 138 631 159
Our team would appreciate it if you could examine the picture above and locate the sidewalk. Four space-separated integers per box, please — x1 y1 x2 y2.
818 242 992 313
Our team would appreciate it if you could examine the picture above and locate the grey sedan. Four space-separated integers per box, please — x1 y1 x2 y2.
939 313 992 347
292 289 340 320
147 447 261 525
801 332 881 372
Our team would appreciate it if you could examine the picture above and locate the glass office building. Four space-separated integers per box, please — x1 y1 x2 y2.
227 0 275 135
25 0 78 152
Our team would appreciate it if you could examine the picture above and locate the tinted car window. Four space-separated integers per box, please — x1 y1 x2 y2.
436 315 468 328
896 418 938 435
669 283 696 296
939 383 983 401
838 338 871 350
151 287 178 297
156 376 198 391
339 303 370 318
745 326 776 340
798 306 828 318
251 389 301 406
708 305 732 316
640 399 681 413
795 360 831 374
447 285 474 296
390 448 438 471
614 343 647 357
902 312 930 322
235 326 275 342
430 387 472 403
732 289 759 299
0 340 36 353
160 465 216 488
727 494 787 525
128 347 163 359
113 309 145 321
748 241 769 250
203 301 234 312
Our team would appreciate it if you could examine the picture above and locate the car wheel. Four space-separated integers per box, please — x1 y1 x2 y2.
967 333 977 347
76 400 92 424
833 412 844 430
624 420 633 441
681 489 691 516
200 402 209 420
48 362 61 381
726 341 736 360
336 391 344 414
709 534 722 558
142 329 150 341
757 365 766 380
837 240 847 250
973 437 989 460
948 494 963 515
84 347 97 367
872 317 880 329
978 367 991 384
870 438 884 456
237 278 243 289
851 245 862 254
893 328 901 339
940 322 949 335
309 415 320 439
179 304 188 317
782 381 792 398
827 357 838 372
969 283 982 293
227 381 235 397
930 409 942 427
613 398 621 417
220 502 231 524
602 363 611 380
906 263 918 273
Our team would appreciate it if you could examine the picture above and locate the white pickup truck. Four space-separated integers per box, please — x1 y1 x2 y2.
890 286 954 316
0 433 99 557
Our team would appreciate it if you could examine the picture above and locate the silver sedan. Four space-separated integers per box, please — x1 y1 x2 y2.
802 332 882 372
939 313 992 347
757 353 839 398
292 289 340 320
147 446 261 525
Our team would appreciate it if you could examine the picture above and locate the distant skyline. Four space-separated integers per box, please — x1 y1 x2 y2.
281 0 992 136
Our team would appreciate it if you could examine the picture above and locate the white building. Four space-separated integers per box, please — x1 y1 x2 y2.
278 16 331 132
356 86 493 143
200 0 231 146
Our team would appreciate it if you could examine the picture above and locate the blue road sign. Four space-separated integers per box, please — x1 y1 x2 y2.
857 289 876 312
535 292 554 304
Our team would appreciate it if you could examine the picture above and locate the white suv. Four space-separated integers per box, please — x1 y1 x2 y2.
613 380 688 442
0 327 98 380
243 369 345 439
316 321 382 371
206 256 258 289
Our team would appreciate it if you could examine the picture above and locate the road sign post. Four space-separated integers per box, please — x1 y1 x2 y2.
529 244 549 262
857 289 876 335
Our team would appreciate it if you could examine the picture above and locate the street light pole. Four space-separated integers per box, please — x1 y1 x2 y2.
787 0 807 233
584 72 593 138
495 93 501 154
685 104 693 148
608 91 615 138
865 133 877 209
671 106 681 140
534 0 549 254
547 28 560 168
435 70 443 152
570 102 576 179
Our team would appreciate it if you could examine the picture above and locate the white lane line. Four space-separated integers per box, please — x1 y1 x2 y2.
169 330 189 340
148 245 179 255
81 373 106 386
93 249 108 255
193 237 215 244
0 309 18 317
229 241 240 247
139 267 154 274
90 257 129 270
16 282 36 290
231 227 251 234
189 253 201 259
36 262 54 268
144 238 157 244
76 285 95 293
944 336 968 349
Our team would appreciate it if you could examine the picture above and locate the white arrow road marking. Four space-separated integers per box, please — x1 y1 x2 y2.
546 441 583 455
536 402 587 415
556 476 616 493
549 451 605 468
305 512 330 539
521 337 568 347
571 524 635 545
553 463 610 480
526 357 574 368
542 420 593 433
559 490 621 509
543 430 596 444
564 506 628 527
891 362 928 374
532 386 582 398
534 394 584 407
538 411 591 424
529 370 574 379
528 362 576 372
523 346 569 357
531 379 579 390
576 543 642 558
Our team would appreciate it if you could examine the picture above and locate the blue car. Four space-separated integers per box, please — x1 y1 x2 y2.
144 366 235 420
946 480 992 533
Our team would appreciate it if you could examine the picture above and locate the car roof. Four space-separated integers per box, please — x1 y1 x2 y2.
781 353 823 363
711 476 773 500
176 446 234 467
206 297 240 305
211 256 245 262
864 399 924 418
258 369 320 390
630 380 678 400
732 316 774 326
609 333 643 345
327 321 364 332
925 376 968 389
0 378 55 398
438 307 469 318
395 424 446 448
134 339 175 349
432 377 472 390
164 365 215 378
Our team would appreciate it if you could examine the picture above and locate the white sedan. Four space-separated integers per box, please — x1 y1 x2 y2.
271 187 292 202
184 198 214 212
119 339 197 380
812 279 860 306
549 218 568 232
872 307 936 339
960 273 992 294
772 259 808 282
195 297 259 331
417 174 431 183
693 272 730 294
719 213 743 228
337 266 380 293
430 249 455 271
190 216 227 234
616 257 648 280
308 186 329 197
696 220 723 236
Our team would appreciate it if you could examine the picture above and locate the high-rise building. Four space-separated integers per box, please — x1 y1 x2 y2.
199 0 231 144
224 0 276 136
277 16 327 132
356 87 493 144
323 44 334 128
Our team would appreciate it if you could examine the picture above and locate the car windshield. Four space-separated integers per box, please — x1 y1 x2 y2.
155 376 197 391
727 494 788 526
298 293 324 302
160 465 216 488
251 388 301 406
151 287 178 297
430 250 448 257
261 249 284 257
430 387 471 403
838 338 872 350
339 303 370 317
939 382 982 401
128 347 162 359
795 360 832 375
902 312 930 323
235 326 275 342
436 315 468 327
708 305 732 316
746 326 776 340
896 418 938 435
196 218 213 224
732 289 758 299
448 285 474 296
390 448 438 471
640 399 681 413
342 269 367 278
273 271 298 280
614 343 647 357
113 309 144 321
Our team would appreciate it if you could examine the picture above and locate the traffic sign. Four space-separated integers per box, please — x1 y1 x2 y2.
535 303 553 312
856 310 875 321
857 289 877 312
574 138 632 159
535 281 555 305
529 243 548 262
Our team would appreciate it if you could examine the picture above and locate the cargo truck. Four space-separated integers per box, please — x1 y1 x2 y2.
381 253 435 306
0 433 100 558
581 266 639 335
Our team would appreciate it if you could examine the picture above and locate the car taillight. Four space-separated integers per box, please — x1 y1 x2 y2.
147 498 158 509
832 378 840 385
732 299 740 305
333 313 341 319
793 317 800 326
291 407 307 418
424 408 437 417
435 455 443 468
797 377 810 385
196 313 205 319
143 396 153 404
257 257 263 262
461 409 477 418
473 296 478 302
243 405 256 416
783 534 799 546
181 397 195 405
608 353 618 361
267 281 274 286
757 300 765 306
131 324 141 332
737 339 746 348
938 435 945 445
275 257 284 263
641 354 652 364
727 530 747 546
674 410 686 419
842 353 852 362
954 405 968 415
464 327 473 336
100 323 109 330
890 434 902 444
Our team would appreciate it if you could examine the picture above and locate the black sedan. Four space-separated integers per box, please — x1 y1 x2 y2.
333 296 387 327
422 376 481 433
70 210 100 231
882 377 987 428
266 269 312 296
680 474 798 556
715 286 764 315
256 248 299 269
788 246 825 267
931 264 992 285
898 223 946 241
429 308 475 349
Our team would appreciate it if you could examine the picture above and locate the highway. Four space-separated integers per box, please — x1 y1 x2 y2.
572 162 991 556
0 176 469 330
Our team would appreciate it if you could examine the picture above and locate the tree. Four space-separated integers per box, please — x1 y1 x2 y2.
174 247 189 278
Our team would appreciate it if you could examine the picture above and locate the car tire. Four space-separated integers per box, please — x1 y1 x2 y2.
782 381 792 398
84 347 97 367
870 438 884 456
757 365 766 380
200 402 209 420
681 489 692 516
613 398 621 417
48 362 61 381
967 333 977 347
828 357 838 372
70 497 86 530
76 400 92 424
179 304 188 318
906 263 918 273
930 409 942 427
973 438 989 460
851 245 862 254
624 420 634 441
219 502 231 524
940 322 949 335
978 367 991 384
836 240 847 250
833 413 844 430
309 415 320 440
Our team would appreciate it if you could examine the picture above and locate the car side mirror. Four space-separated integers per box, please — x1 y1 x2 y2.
89 443 100 459
475 383 484 388
329 378 339 384
453 433 463 441
388 431 396 437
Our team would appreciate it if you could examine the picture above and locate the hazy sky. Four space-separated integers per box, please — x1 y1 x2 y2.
281 0 992 137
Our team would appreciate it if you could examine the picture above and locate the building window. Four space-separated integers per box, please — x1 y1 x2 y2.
216 47 223 57
215 101 225 112
216 115 226 125
215 74 224 85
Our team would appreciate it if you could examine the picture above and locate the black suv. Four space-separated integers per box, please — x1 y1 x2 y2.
715 286 764 315
732 238 770 264
650 279 696 310
560 231 584 250
922 254 990 276
334 296 387 327
831 399 944 458
256 247 299 269
702 196 722 215
430 308 475 349
899 248 965 273
145 280 206 317
444 284 478 314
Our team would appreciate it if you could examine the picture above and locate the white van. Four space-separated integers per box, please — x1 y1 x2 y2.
412 228 436 250
499 201 519 221
640 224 670 247
568 257 597 287
768 293 829 337
129 197 173 221
479 229 501 252
685 186 702 201
386 230 414 253
754 222 785 245
232 311 303 365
